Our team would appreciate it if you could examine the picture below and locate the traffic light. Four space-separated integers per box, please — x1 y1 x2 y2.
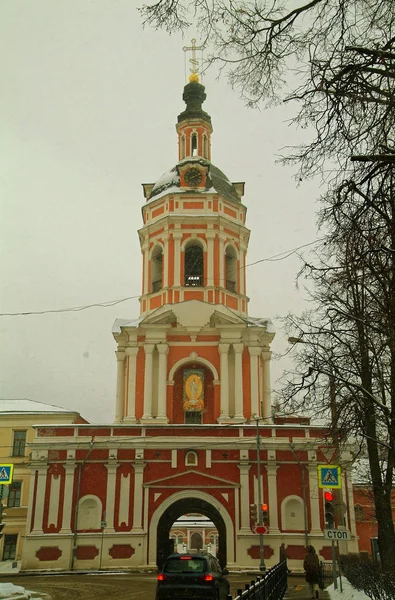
249 504 258 522
261 503 269 523
324 490 335 528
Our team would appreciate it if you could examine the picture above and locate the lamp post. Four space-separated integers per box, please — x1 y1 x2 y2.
255 417 265 572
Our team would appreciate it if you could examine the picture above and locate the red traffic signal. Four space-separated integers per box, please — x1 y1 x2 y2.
324 491 333 501
261 503 269 522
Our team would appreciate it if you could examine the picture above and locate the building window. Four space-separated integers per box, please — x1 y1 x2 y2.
2 535 17 561
225 246 237 292
8 481 22 508
354 504 365 521
12 431 26 457
180 135 186 159
185 411 202 424
185 451 198 466
151 245 163 292
191 133 198 156
184 244 204 287
203 134 208 158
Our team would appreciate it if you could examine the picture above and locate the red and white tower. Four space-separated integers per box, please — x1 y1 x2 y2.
113 74 275 426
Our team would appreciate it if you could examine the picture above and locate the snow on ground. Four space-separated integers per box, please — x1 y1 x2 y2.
0 581 48 600
327 577 370 600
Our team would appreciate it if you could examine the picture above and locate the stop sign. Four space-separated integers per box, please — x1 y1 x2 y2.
255 525 269 534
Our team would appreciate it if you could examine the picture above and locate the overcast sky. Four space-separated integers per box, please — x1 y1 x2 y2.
1 1 322 423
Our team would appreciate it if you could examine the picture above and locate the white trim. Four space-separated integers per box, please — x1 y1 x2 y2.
181 236 208 252
148 490 235 565
168 356 219 382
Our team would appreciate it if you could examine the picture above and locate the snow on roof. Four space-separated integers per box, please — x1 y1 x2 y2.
0 398 78 414
112 317 143 334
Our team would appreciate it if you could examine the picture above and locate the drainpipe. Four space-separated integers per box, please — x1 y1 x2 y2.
70 437 95 570
289 442 309 549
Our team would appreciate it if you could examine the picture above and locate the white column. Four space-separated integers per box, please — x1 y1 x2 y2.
125 347 138 422
218 344 230 421
26 468 37 534
163 239 169 288
114 350 126 423
219 236 225 287
206 230 215 288
157 343 169 423
248 347 261 418
238 463 251 531
261 349 272 423
60 463 76 532
142 240 149 295
173 232 182 287
308 465 322 534
142 344 155 420
104 463 117 532
132 463 146 532
266 464 280 532
233 343 245 421
32 467 48 532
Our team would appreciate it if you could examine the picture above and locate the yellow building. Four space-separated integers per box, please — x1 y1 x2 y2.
0 399 86 562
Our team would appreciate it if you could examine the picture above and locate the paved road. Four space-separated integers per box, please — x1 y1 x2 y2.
2 572 330 600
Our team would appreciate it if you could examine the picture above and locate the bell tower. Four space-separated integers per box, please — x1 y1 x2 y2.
113 75 275 427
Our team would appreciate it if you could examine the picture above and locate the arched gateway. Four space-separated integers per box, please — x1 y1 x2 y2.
149 491 234 569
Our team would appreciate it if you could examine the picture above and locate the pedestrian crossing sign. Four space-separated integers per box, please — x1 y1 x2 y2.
318 464 341 489
0 464 14 485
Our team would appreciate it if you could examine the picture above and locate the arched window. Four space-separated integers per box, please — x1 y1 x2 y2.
185 450 198 466
191 133 198 156
203 135 208 159
354 504 365 521
151 245 163 292
180 135 186 159
77 495 102 530
184 243 204 287
225 246 237 292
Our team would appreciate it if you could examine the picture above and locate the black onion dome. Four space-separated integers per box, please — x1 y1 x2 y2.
177 81 212 126
149 159 240 204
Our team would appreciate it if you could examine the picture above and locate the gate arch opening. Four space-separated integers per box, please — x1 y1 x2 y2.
155 497 229 569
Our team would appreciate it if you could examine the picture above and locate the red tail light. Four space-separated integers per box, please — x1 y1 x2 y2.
200 574 214 582
157 574 168 581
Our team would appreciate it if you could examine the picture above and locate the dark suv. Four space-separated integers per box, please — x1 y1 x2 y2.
156 553 230 600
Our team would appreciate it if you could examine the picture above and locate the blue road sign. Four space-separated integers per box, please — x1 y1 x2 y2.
0 464 14 485
318 464 341 489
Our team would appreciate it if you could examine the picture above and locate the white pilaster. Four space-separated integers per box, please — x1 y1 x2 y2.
142 344 155 421
218 344 230 421
32 467 48 533
132 463 146 532
163 238 169 288
206 230 215 288
104 462 118 532
60 463 76 533
238 462 251 530
173 232 182 287
261 349 272 423
248 347 261 418
115 350 126 423
125 347 139 422
308 465 322 534
48 472 61 528
266 464 280 533
219 236 225 287
233 343 245 421
157 343 169 423
142 240 149 295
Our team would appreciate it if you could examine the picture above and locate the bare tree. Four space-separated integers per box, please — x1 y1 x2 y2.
140 0 395 570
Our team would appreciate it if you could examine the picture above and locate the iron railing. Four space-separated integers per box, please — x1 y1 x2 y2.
231 561 288 600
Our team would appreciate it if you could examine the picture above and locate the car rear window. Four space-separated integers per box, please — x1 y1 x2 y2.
165 558 206 573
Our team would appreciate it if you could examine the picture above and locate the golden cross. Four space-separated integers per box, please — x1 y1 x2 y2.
183 38 205 76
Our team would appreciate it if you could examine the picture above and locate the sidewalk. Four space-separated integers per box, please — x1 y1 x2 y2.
285 577 330 599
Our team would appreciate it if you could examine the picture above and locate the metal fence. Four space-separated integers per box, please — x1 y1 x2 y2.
319 561 336 589
231 561 288 600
